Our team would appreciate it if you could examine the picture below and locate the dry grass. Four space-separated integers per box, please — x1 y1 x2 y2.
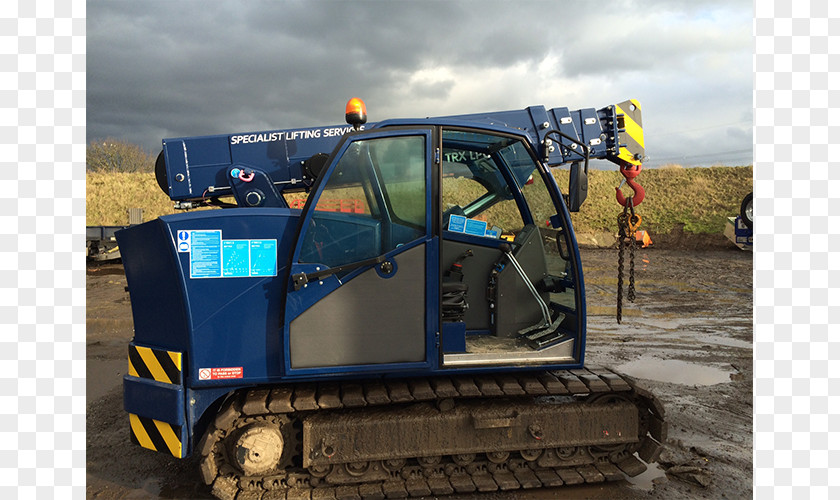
87 166 753 234
555 166 753 234
87 173 214 225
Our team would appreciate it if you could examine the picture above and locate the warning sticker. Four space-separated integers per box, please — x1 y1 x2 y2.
198 367 244 380
177 230 191 253
190 230 222 278
180 228 277 279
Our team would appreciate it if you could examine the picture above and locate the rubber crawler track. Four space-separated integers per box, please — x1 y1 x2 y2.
199 366 667 500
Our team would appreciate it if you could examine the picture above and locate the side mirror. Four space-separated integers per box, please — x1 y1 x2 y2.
567 162 588 212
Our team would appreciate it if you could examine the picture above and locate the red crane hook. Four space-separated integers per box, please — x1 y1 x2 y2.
615 162 645 207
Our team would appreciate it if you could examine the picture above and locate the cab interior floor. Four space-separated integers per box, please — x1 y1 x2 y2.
463 334 522 354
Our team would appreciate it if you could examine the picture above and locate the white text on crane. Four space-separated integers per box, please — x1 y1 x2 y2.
229 125 363 145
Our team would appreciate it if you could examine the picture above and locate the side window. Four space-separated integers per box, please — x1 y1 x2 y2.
441 130 529 239
369 136 427 231
299 135 427 268
518 168 554 229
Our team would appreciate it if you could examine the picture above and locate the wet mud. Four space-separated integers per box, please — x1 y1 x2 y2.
86 247 753 499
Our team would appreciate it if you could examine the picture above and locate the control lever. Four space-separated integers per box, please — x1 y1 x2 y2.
498 243 552 328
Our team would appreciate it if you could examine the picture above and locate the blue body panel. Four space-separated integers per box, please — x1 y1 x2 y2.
124 375 185 426
119 208 301 386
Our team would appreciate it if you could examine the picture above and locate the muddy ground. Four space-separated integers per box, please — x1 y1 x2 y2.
86 246 753 499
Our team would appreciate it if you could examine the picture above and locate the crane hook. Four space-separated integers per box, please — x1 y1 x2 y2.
615 162 645 207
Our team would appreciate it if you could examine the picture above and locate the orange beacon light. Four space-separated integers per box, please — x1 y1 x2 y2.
345 98 367 130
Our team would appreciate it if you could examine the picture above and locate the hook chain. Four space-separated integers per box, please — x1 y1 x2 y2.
617 199 639 324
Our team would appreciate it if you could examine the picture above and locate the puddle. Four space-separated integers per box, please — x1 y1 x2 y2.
615 357 733 386
652 332 752 350
626 462 667 491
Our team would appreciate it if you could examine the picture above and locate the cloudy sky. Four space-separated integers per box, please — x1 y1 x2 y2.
87 0 753 168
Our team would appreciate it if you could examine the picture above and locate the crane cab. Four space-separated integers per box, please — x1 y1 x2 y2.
285 123 584 376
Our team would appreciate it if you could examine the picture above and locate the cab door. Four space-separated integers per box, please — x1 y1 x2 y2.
437 128 583 368
284 128 437 374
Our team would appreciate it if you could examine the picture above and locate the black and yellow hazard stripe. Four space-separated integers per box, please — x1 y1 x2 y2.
615 99 645 165
129 413 183 458
128 344 182 385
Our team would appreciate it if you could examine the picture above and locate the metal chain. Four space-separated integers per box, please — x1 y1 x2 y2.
627 208 639 303
616 209 628 324
628 229 636 302
617 198 643 322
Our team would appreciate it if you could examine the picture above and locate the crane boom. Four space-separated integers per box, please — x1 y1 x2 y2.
155 100 644 210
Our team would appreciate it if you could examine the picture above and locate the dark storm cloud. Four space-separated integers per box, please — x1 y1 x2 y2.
87 0 752 166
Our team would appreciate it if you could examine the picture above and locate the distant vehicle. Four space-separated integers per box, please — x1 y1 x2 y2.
725 192 753 250
86 208 145 262
86 225 126 261
740 192 753 229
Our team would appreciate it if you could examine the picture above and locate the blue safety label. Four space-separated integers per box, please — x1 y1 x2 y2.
190 230 222 278
249 240 277 277
464 218 488 237
184 230 277 278
448 215 466 232
447 215 498 239
222 240 250 277
176 230 191 253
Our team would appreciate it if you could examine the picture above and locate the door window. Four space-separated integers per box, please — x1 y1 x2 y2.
299 135 427 269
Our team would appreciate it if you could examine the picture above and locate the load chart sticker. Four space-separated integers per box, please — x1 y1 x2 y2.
182 230 277 279
249 239 277 276
222 240 250 277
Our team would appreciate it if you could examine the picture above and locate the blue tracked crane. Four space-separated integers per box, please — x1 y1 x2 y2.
118 98 664 499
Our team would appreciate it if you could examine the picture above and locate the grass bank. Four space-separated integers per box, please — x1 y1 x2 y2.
558 165 753 234
87 166 753 236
